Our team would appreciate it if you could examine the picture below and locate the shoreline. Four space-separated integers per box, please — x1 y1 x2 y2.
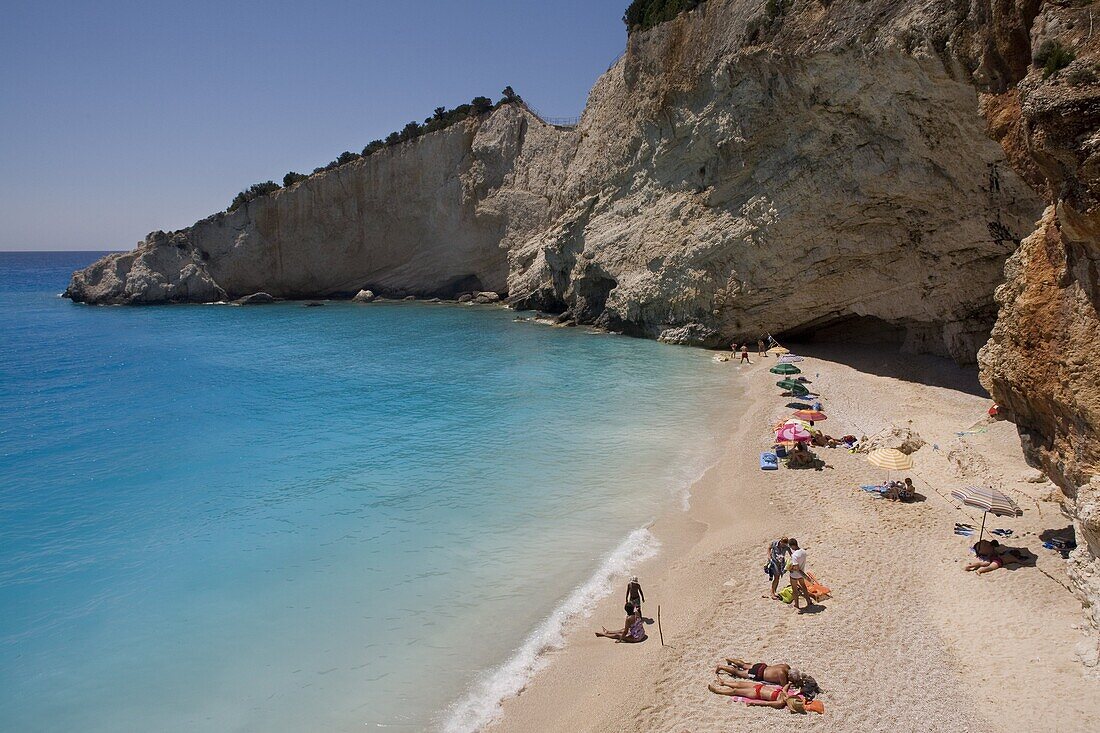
487 344 1098 733
438 350 745 732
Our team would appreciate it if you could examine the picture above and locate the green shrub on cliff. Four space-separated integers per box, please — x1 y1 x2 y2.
282 171 308 187
470 96 493 115
227 93 511 210
1033 40 1075 78
623 0 705 32
228 181 280 212
361 140 385 157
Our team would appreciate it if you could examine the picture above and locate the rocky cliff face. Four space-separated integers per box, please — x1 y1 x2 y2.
975 2 1100 660
68 0 1044 365
508 1 1044 359
65 108 574 303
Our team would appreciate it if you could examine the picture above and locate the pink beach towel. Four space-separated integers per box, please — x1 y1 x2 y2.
725 695 824 714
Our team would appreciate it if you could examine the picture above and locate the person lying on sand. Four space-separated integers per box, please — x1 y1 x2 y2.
707 679 806 712
965 539 1028 574
715 659 820 699
810 432 844 448
595 602 646 643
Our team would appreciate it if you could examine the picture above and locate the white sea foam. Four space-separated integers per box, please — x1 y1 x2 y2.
440 526 659 733
672 449 718 511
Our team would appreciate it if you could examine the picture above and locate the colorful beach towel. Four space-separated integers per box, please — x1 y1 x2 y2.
804 571 831 601
725 695 824 714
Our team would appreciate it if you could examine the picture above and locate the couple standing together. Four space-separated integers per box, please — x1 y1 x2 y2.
767 538 810 613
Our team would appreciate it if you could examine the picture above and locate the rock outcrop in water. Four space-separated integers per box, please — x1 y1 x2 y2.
65 110 572 304
64 0 1099 644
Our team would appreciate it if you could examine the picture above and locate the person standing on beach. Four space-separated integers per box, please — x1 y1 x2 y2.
740 345 750 364
788 539 809 613
626 576 644 616
757 339 766 357
730 341 739 355
766 538 790 599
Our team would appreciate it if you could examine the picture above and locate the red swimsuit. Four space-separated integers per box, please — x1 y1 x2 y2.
754 683 782 701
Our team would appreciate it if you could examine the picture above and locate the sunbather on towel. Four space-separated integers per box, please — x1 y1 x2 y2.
716 659 820 699
964 539 1027 573
707 679 805 712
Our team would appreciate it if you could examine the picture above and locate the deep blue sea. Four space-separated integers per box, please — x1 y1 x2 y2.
0 251 736 732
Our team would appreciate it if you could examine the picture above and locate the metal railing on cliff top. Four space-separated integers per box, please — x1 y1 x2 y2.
523 50 625 129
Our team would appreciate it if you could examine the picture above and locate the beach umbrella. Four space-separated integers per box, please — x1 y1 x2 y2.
778 355 804 363
776 380 810 397
866 448 913 471
776 423 813 443
772 346 790 355
951 486 1022 541
783 418 820 435
792 409 827 422
770 364 801 375
866 447 913 484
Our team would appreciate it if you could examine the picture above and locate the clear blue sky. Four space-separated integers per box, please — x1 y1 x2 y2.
0 0 630 251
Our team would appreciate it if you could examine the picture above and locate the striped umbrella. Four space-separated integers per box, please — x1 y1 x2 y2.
778 354 804 363
866 448 913 471
792 409 827 422
951 486 1022 541
776 423 813 443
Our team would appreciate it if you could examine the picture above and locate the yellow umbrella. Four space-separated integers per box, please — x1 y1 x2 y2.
866 448 913 470
772 345 790 354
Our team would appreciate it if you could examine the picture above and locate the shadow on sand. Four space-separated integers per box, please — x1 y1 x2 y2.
778 343 989 398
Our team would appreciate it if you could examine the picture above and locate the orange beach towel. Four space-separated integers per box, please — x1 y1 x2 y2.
804 571 831 602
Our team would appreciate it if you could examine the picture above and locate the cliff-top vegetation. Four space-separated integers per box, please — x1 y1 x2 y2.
226 88 522 212
623 0 705 32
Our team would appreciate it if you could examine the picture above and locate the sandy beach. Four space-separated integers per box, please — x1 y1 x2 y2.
488 344 1098 733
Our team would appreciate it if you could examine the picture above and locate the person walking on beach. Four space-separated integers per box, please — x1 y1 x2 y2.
766 538 790 599
625 576 644 616
740 345 750 364
788 539 809 613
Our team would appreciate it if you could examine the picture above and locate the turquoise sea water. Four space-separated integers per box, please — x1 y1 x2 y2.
0 252 735 732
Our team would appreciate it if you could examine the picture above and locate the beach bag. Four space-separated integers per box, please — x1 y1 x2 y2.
804 571 831 601
778 585 794 604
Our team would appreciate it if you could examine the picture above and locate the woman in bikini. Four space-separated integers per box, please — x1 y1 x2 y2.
707 679 805 713
595 603 646 643
965 539 1026 574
